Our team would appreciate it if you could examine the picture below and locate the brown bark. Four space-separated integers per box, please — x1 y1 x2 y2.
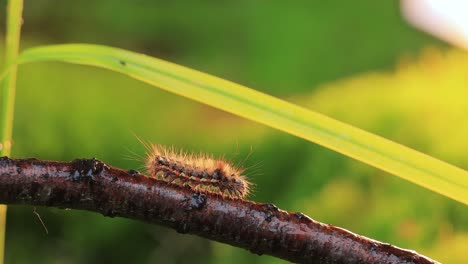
0 157 439 264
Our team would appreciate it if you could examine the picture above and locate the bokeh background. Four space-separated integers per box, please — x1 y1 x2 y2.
1 1 467 263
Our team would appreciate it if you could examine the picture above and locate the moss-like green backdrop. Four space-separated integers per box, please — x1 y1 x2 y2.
1 1 466 263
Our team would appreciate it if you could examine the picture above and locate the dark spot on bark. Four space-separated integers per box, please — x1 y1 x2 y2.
71 158 107 182
294 212 306 220
187 193 206 211
16 167 22 174
263 203 279 222
128 169 139 177
180 192 206 212
0 156 11 166
266 203 279 212
264 212 274 222
111 176 118 182
41 174 49 179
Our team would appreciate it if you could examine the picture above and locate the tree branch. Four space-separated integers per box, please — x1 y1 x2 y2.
0 157 438 264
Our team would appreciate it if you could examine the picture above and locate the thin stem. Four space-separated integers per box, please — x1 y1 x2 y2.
0 157 439 264
1 0 23 152
1 0 24 262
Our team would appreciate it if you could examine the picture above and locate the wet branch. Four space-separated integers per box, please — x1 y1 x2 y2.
0 157 438 264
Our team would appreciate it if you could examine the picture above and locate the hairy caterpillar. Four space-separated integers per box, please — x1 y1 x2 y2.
146 144 252 198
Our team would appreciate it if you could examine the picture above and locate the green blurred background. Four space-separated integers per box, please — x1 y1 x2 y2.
1 1 467 263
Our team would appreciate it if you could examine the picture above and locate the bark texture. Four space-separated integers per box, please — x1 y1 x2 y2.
0 157 439 264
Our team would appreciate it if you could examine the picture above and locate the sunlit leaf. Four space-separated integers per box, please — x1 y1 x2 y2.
8 44 468 205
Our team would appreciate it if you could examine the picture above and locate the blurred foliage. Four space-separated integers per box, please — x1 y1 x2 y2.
1 1 466 264
209 48 468 264
17 0 441 96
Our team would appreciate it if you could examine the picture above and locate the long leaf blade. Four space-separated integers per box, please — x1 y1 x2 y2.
15 44 468 205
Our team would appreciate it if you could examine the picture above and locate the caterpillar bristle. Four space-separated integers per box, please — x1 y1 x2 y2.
146 144 252 199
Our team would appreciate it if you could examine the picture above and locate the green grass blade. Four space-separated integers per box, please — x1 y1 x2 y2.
1 2 23 155
0 1 24 263
11 44 468 205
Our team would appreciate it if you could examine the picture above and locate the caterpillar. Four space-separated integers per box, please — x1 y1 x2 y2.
146 144 252 199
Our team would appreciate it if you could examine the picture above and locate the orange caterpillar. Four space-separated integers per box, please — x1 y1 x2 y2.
146 144 252 198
